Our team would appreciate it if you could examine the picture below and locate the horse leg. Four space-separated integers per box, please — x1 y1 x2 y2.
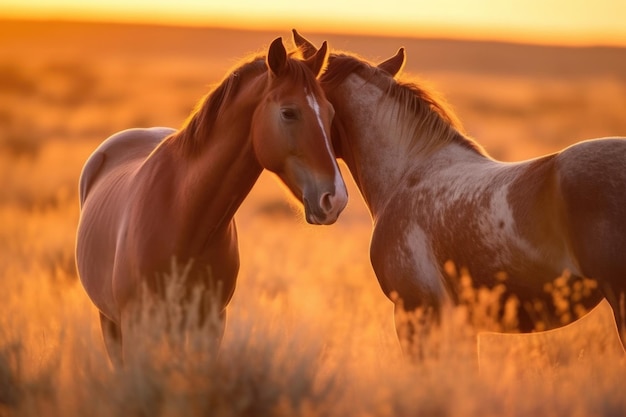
210 309 227 355
392 289 453 361
600 283 626 351
394 304 435 361
569 249 626 351
559 162 626 351
568 235 626 350
99 311 123 368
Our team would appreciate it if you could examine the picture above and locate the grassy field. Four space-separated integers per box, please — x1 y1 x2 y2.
1 19 626 416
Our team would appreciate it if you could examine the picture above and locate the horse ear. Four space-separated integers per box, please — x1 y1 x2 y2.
267 37 288 76
378 47 406 78
292 29 318 59
304 40 328 78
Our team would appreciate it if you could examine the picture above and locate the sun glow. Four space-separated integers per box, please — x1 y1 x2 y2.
3 0 626 46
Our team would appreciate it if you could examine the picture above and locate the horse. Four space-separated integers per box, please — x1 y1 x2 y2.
75 37 348 365
293 31 626 355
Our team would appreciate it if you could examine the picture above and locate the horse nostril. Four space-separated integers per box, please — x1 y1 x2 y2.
320 192 334 213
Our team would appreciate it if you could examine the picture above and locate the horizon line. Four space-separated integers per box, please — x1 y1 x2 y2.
3 14 626 49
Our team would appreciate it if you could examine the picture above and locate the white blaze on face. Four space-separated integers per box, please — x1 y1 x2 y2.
305 89 348 202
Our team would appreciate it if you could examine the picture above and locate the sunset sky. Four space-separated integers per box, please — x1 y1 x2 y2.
4 0 626 46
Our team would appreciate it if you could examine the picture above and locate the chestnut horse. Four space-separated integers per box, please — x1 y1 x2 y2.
294 31 626 354
76 38 347 365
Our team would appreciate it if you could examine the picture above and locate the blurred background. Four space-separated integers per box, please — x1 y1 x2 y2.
5 0 626 45
1 2 626 415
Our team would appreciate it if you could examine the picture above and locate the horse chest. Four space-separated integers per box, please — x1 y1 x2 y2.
370 213 447 309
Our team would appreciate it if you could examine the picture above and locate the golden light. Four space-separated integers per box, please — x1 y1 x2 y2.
3 0 626 46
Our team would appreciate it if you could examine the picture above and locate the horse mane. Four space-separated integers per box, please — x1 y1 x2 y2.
170 56 265 155
171 49 326 156
322 53 486 156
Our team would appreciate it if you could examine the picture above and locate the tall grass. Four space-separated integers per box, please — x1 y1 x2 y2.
1 183 625 416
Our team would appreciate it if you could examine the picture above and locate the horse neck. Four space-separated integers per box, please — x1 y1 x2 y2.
148 73 268 246
333 76 416 216
335 74 482 218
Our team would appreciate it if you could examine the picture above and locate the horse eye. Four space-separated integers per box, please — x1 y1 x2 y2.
280 108 298 121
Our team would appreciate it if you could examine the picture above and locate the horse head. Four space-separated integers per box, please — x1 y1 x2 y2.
251 37 347 225
291 30 406 174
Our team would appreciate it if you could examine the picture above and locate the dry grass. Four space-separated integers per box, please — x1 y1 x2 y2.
2 20 626 416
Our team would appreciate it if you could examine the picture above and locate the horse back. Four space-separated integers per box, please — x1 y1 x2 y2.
79 127 175 207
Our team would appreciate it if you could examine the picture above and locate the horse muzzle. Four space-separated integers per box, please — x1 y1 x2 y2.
303 186 348 225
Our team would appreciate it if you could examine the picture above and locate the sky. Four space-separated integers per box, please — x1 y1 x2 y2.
3 0 626 46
